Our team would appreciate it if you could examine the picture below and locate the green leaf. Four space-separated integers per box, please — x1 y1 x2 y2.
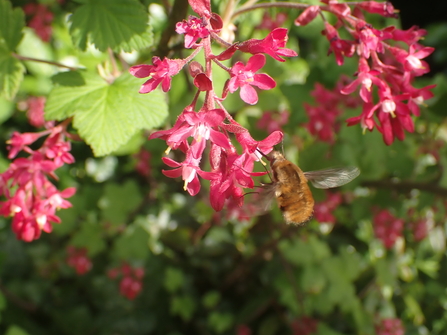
202 291 221 309
0 47 25 100
113 226 150 260
0 0 25 51
164 267 184 293
69 0 153 52
0 96 14 124
45 72 168 156
70 221 106 255
0 291 6 310
258 316 281 335
207 312 234 334
99 180 143 225
5 325 30 335
170 295 196 321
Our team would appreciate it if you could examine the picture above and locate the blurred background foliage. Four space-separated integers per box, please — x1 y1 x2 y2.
0 0 447 334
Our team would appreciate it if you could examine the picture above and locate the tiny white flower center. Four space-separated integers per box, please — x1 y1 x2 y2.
382 99 396 117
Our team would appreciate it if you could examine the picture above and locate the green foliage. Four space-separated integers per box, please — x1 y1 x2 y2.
0 0 445 335
69 0 153 52
46 72 168 156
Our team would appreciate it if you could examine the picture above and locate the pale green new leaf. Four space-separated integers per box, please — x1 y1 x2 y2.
69 0 153 52
0 0 25 51
0 48 25 100
45 71 168 156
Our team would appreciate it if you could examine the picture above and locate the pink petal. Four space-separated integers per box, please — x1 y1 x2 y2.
240 84 258 105
139 78 163 94
129 65 153 78
252 73 276 90
162 157 181 167
162 168 182 178
245 54 266 73
209 129 231 149
186 175 201 196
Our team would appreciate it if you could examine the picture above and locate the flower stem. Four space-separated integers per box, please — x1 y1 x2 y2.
12 53 80 71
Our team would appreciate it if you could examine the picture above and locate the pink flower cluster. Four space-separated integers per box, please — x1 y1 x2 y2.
236 324 252 335
291 316 319 335
257 110 290 134
25 96 47 128
23 3 54 42
375 318 405 335
296 0 435 145
373 209 404 249
0 115 76 242
67 246 92 275
314 191 343 224
108 263 144 300
133 148 151 177
129 0 298 210
304 81 362 143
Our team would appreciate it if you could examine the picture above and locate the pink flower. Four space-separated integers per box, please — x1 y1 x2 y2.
356 1 399 18
129 56 183 93
161 150 204 196
24 4 53 42
176 15 210 48
67 247 92 275
150 108 230 158
0 127 76 242
188 0 211 18
291 316 319 335
237 28 298 62
373 210 404 249
120 276 142 300
295 6 320 26
314 192 342 224
355 21 393 59
257 12 288 30
6 131 45 159
228 54 276 105
324 23 355 65
203 150 262 211
304 104 340 143
375 318 405 335
340 57 385 103
391 26 427 45
388 44 434 76
257 110 289 133
26 96 46 128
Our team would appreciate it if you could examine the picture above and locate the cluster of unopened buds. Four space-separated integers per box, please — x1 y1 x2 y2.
129 0 435 211
373 209 404 249
0 97 76 242
107 263 145 300
67 246 92 275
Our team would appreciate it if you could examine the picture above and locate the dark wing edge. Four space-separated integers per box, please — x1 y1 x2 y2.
304 167 360 189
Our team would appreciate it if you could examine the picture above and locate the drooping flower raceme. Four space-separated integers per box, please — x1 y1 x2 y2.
128 0 294 212
0 124 76 242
